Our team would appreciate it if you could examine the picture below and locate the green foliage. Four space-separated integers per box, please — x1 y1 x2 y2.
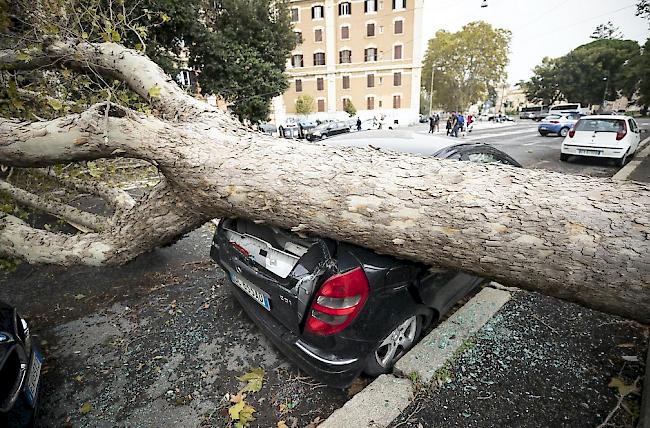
343 99 357 117
422 21 511 111
295 95 314 115
590 22 623 40
523 39 641 106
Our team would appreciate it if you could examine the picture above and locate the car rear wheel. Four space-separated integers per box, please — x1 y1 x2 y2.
560 153 569 162
559 127 569 137
617 150 629 167
364 315 423 376
539 131 548 137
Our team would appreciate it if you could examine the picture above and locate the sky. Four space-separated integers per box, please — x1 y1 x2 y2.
421 0 650 85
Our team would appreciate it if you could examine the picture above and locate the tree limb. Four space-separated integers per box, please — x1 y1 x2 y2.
0 179 105 231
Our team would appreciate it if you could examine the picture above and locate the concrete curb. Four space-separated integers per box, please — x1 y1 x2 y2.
394 286 512 383
318 285 512 428
613 136 650 181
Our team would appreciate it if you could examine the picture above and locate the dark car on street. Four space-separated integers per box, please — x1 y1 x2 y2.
0 301 42 428
210 143 521 388
305 122 350 141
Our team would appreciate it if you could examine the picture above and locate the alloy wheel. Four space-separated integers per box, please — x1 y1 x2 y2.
374 316 418 368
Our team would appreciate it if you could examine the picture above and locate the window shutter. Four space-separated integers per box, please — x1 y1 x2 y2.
394 72 401 86
343 76 350 89
367 74 374 87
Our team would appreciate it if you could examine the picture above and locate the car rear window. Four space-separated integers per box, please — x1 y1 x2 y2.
574 119 625 133
546 114 562 120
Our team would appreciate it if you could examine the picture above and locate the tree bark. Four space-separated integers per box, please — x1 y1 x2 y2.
1 41 649 323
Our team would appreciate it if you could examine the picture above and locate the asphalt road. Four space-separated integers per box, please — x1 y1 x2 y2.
326 118 650 178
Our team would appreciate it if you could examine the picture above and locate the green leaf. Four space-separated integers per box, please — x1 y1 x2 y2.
81 31 88 40
16 52 31 62
148 85 161 98
111 30 121 42
608 377 637 396
237 368 265 393
48 99 63 111
160 13 171 23
228 400 245 420
79 402 92 415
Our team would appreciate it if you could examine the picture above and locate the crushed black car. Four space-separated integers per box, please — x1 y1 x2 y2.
210 143 521 388
0 301 42 428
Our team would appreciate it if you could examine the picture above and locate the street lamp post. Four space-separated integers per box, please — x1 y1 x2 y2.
428 66 436 117
601 75 609 113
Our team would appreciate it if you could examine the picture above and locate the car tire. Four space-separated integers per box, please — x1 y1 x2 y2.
617 150 629 167
539 132 548 137
560 153 569 162
364 314 424 376
559 127 569 137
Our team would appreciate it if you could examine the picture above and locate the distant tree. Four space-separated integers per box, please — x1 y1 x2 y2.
523 39 640 107
637 0 650 20
343 99 357 116
422 21 511 111
295 95 314 115
590 21 623 40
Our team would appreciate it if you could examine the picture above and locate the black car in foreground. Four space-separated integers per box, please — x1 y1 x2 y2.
210 143 521 388
305 122 350 141
0 301 42 428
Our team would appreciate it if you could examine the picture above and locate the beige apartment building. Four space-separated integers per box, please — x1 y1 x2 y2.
272 0 424 125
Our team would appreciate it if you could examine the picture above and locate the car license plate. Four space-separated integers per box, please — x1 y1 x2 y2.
578 149 602 155
540 126 547 130
230 272 271 311
25 350 42 407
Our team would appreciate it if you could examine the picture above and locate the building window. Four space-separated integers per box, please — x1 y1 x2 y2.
394 45 403 59
393 72 402 86
364 0 377 13
341 26 350 39
313 52 326 66
314 28 323 42
364 48 377 62
295 79 303 92
367 96 375 110
291 54 304 67
367 22 375 37
394 19 403 34
392 0 406 9
367 74 375 88
339 50 352 64
294 31 302 44
339 1 351 15
312 5 324 19
317 77 324 91
317 99 325 112
393 95 401 108
342 75 350 89
291 8 299 22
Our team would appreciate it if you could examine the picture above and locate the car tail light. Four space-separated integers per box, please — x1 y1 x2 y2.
568 128 575 138
550 120 560 124
616 121 627 141
229 241 250 257
304 267 369 336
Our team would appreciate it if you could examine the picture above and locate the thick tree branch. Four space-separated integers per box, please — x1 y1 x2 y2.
0 179 105 231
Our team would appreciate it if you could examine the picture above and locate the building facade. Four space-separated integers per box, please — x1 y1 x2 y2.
273 0 424 125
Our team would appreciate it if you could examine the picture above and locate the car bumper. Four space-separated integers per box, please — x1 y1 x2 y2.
538 124 562 133
561 144 628 159
227 277 366 388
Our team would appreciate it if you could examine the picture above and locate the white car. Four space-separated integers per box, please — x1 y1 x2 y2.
560 115 642 166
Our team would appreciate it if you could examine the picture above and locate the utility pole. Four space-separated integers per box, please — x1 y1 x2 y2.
428 66 435 117
601 74 609 113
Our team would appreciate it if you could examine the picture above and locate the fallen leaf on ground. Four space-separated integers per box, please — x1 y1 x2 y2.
79 402 92 415
347 378 367 397
304 416 322 428
230 392 246 404
73 374 84 383
277 421 289 428
228 399 256 428
73 294 86 300
237 367 265 393
608 377 637 396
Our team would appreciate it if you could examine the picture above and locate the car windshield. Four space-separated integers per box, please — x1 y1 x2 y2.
574 119 625 133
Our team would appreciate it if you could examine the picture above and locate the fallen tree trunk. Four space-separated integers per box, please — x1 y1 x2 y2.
1 41 649 323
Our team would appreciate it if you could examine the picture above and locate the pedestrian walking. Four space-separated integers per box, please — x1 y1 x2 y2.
428 115 435 133
446 116 452 136
356 117 362 131
434 114 440 132
451 112 460 137
457 113 465 136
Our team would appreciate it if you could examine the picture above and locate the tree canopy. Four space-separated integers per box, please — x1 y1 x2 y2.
0 0 297 122
421 21 511 112
522 38 641 107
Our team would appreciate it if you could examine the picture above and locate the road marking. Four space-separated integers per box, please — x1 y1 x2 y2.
464 130 539 141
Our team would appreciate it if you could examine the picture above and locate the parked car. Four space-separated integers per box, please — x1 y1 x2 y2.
210 143 521 388
305 122 350 141
278 119 316 139
257 122 277 136
538 113 582 137
561 115 642 166
0 301 42 428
